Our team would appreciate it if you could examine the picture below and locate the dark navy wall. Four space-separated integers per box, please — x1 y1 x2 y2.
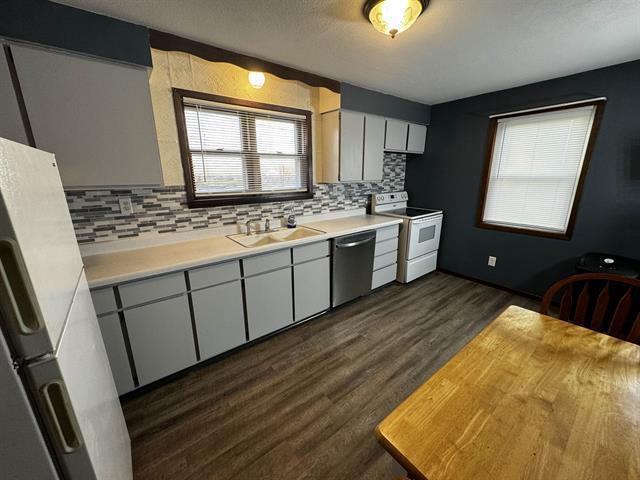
1 0 151 67
340 83 431 124
406 60 640 296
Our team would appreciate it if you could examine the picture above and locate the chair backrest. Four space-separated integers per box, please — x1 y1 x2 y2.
541 273 640 345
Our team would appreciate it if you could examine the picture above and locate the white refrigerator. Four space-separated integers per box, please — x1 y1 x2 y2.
0 138 132 479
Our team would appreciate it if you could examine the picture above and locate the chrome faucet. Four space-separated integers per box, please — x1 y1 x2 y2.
264 218 271 232
245 220 252 236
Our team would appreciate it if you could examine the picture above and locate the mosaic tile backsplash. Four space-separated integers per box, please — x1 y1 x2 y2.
66 153 406 244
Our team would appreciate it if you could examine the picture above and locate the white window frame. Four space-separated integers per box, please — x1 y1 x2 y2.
478 100 605 240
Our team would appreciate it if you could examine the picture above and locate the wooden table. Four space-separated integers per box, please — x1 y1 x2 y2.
376 306 640 479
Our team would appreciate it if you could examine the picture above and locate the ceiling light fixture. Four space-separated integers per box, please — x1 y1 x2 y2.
363 0 429 39
248 71 265 89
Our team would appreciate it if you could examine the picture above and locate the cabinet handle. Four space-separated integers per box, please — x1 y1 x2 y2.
0 238 44 335
41 380 83 454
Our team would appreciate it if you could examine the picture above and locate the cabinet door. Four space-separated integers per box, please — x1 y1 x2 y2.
363 114 385 181
407 123 427 153
0 46 28 144
294 257 330 321
97 313 135 395
245 268 293 339
124 295 196 386
339 110 364 181
191 281 246 360
385 119 409 151
320 110 340 183
11 44 162 187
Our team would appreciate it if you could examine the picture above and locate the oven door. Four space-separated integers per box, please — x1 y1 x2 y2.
406 215 442 260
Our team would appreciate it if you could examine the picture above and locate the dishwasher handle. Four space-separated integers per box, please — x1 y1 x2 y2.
334 231 377 249
335 236 375 248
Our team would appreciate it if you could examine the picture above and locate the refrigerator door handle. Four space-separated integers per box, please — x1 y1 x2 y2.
40 380 84 454
0 238 44 335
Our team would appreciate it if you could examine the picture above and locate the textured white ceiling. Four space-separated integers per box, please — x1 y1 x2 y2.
53 0 640 104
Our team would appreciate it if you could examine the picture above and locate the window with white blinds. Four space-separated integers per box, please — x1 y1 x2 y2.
480 103 601 236
177 92 311 205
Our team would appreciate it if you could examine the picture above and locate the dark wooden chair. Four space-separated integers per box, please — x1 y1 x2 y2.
541 273 640 345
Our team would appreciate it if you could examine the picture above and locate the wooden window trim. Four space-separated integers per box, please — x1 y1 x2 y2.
173 88 314 208
152 30 340 93
476 99 606 241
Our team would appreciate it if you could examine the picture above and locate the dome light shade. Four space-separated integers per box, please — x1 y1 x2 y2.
364 0 428 39
248 71 265 89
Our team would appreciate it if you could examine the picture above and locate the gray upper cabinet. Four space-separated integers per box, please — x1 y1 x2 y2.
11 43 163 188
385 119 409 151
244 267 293 340
321 109 386 183
339 110 365 182
191 280 246 360
0 46 28 145
384 119 427 154
407 123 428 153
124 295 196 386
363 114 386 181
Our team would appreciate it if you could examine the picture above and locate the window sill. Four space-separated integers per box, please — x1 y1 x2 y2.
187 191 314 208
476 221 572 240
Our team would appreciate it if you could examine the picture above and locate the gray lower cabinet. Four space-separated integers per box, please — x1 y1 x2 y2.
96 313 135 395
294 258 330 321
124 295 196 386
245 267 293 340
191 281 246 360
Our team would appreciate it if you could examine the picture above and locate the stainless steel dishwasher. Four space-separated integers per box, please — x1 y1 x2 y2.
332 230 376 307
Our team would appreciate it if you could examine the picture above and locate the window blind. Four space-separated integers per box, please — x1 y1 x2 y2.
482 105 597 233
182 101 309 197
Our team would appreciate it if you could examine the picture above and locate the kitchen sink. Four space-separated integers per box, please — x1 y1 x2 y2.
227 226 325 248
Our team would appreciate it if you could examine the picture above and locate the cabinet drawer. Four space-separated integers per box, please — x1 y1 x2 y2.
374 250 398 271
292 241 330 264
374 237 399 257
372 263 397 289
191 281 246 360
376 225 399 243
188 260 240 290
245 267 293 339
97 313 134 395
294 257 330 321
242 249 291 276
119 272 186 308
124 295 196 386
91 287 118 315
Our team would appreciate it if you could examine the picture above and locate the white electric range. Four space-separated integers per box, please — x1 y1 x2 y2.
371 191 443 283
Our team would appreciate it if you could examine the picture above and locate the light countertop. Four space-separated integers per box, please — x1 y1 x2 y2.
83 213 402 288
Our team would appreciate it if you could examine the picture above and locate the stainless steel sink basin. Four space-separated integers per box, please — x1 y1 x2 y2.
227 226 325 248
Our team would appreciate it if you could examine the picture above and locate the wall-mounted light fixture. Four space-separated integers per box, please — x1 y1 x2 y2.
364 0 429 39
248 71 266 89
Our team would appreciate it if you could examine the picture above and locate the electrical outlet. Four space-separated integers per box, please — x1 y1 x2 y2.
119 197 134 216
488 256 497 267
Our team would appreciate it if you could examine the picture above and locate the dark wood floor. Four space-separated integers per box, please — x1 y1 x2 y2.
122 272 538 480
